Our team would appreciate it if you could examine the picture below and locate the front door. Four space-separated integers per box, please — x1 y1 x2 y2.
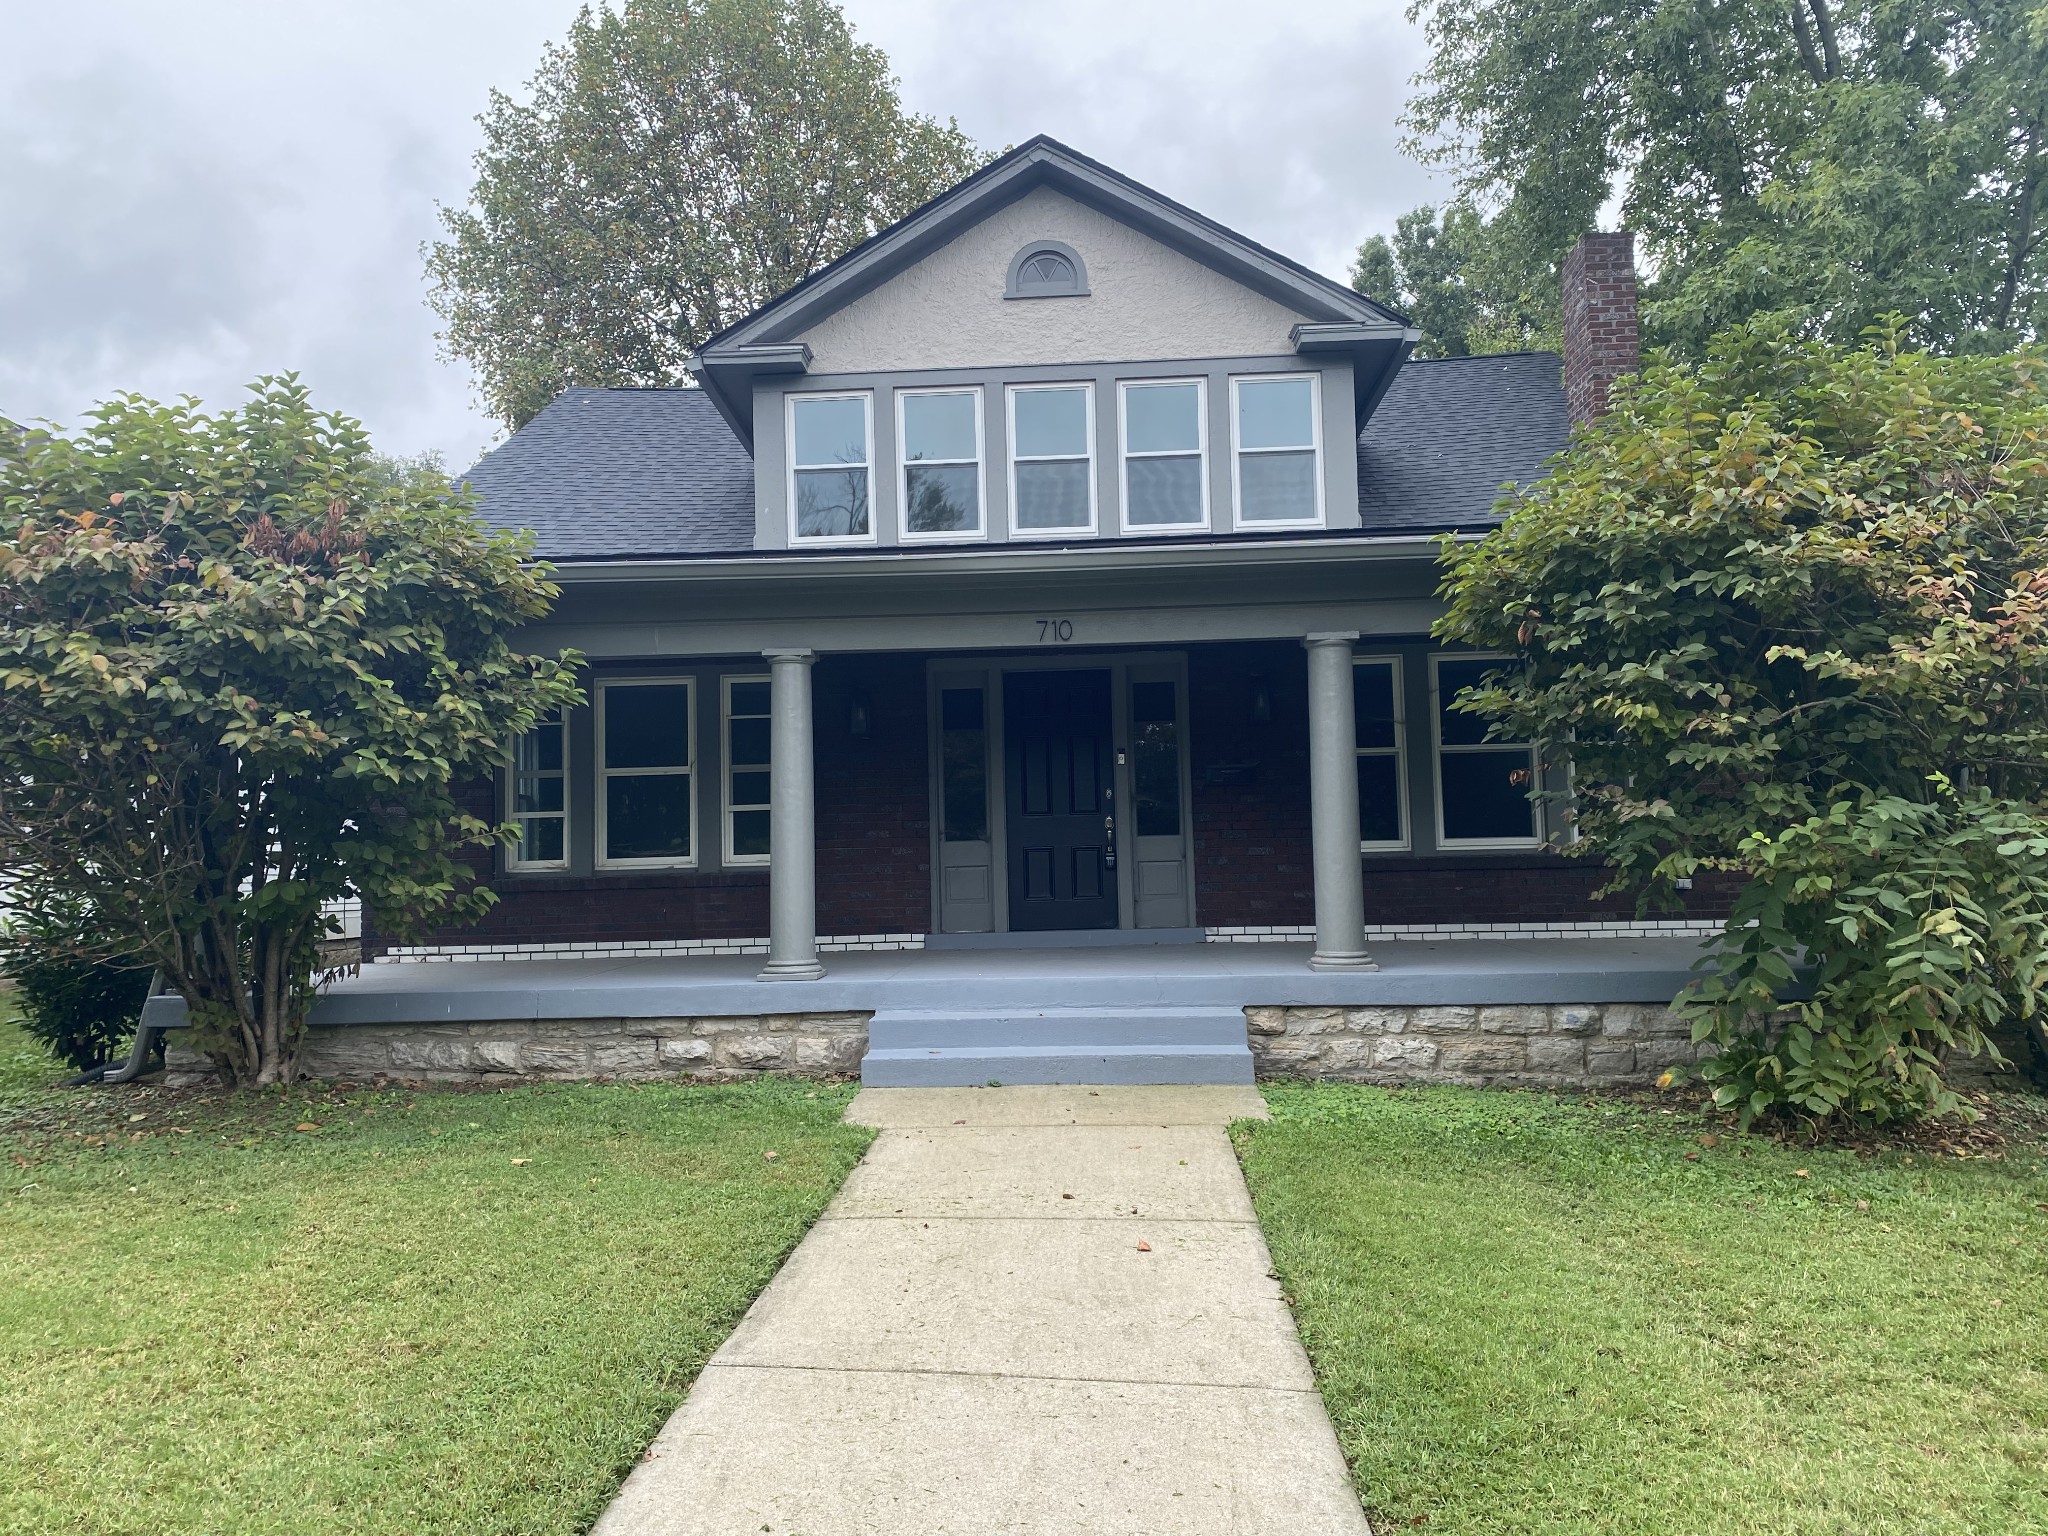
1004 669 1118 931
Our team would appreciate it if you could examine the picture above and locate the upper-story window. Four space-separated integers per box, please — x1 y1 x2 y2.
898 386 984 540
1005 240 1089 298
1008 383 1095 536
1119 379 1208 531
1232 374 1323 527
789 392 874 543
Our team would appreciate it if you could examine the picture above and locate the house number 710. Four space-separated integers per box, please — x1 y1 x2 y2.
1035 618 1075 643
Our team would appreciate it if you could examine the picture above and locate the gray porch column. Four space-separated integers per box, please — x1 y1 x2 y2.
758 648 825 982
1304 632 1376 972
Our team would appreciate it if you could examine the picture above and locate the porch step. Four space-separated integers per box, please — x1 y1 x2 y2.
860 1006 1253 1087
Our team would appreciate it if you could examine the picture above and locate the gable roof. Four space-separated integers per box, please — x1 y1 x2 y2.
687 136 1417 446
462 355 1567 561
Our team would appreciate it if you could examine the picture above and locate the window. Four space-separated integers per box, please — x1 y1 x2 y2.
788 392 873 542
507 709 568 869
1119 379 1208 530
897 387 984 540
1130 679 1183 837
1005 240 1089 298
939 686 989 842
1232 373 1323 526
723 676 771 863
1008 383 1095 534
596 679 695 867
1353 658 1407 850
1432 654 1540 847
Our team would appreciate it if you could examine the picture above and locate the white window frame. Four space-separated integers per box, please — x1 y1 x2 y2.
1005 381 1098 539
895 384 987 544
721 673 772 867
1353 655 1410 852
1230 371 1325 530
1430 652 1542 851
504 708 569 872
786 390 878 547
595 676 698 870
1117 377 1210 534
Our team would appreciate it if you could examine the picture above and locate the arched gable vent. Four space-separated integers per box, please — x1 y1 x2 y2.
1005 240 1090 299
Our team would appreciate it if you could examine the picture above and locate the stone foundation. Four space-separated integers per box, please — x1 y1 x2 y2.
1244 1002 1705 1088
163 1012 872 1086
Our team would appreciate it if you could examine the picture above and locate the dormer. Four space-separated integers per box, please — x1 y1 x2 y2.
687 137 1416 551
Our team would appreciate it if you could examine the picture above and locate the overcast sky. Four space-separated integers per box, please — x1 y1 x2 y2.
0 1 1449 471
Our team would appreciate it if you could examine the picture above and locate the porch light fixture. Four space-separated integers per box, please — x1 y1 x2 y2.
1248 672 1272 723
848 691 872 737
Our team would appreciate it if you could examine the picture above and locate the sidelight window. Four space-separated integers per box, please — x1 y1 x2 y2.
788 392 874 542
506 708 569 870
1008 383 1096 534
596 678 695 867
1119 379 1208 530
1352 658 1408 850
723 676 771 864
940 687 990 842
1433 654 1540 848
1231 373 1323 526
898 387 984 539
1130 679 1183 837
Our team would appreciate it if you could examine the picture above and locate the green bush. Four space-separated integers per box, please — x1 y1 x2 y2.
0 898 153 1073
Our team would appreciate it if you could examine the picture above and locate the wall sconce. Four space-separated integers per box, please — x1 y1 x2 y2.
1248 672 1272 723
848 691 872 737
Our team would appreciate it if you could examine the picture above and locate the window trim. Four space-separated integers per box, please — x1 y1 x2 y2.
1006 381 1098 540
786 389 878 547
1117 377 1211 534
504 708 570 872
1430 652 1542 851
1353 654 1410 853
594 676 699 871
895 384 987 545
1229 371 1325 530
721 673 772 867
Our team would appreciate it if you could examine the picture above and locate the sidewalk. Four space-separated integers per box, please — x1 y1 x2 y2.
593 1085 1370 1535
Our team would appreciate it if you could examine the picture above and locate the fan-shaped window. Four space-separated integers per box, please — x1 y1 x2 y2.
1005 240 1089 299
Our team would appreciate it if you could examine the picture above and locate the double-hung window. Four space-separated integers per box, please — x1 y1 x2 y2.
723 676 772 864
1353 658 1407 850
788 392 873 542
897 387 984 540
1432 654 1540 848
596 678 695 868
1008 383 1095 534
506 709 568 870
1232 373 1323 526
1119 379 1208 530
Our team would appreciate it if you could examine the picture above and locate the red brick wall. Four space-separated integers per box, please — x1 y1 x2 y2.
1561 231 1641 426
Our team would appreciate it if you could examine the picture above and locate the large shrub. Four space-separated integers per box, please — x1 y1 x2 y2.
0 894 153 1073
1438 325 2048 1123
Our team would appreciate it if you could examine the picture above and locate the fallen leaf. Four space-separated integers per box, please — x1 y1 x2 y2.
294 1122 318 1133
1135 1240 1152 1252
1856 1199 1869 1211
1792 1169 1809 1178
1655 1069 1676 1090
1698 1133 1719 1148
511 1158 530 1166
763 1150 779 1162
1684 1151 1700 1161
1061 1192 1075 1200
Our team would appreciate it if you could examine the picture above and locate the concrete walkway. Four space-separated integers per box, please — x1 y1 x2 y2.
593 1085 1370 1535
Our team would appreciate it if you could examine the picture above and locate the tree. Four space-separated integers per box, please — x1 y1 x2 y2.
1437 325 2048 1123
427 0 987 429
0 380 582 1085
1350 202 1559 358
1401 0 2048 356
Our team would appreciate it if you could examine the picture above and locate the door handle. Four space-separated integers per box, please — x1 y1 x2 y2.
1104 814 1116 869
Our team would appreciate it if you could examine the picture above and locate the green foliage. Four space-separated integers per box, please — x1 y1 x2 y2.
1437 325 2048 1122
1350 202 1559 358
1402 0 2048 354
0 378 583 1085
0 894 151 1073
427 0 987 428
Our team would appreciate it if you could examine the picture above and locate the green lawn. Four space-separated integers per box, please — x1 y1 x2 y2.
0 1008 873 1536
1238 1083 2048 1536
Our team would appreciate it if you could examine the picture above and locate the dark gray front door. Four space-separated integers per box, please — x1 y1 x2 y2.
1004 669 1117 931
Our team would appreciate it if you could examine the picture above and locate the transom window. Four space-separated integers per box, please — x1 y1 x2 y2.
1353 658 1408 851
1119 379 1208 530
897 387 984 539
506 709 568 870
788 392 873 542
723 676 772 863
1008 383 1095 534
596 678 695 868
1432 655 1540 848
1232 374 1323 526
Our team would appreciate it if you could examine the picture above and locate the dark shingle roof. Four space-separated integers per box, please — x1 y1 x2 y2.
463 355 1568 559
461 387 753 556
1356 352 1567 532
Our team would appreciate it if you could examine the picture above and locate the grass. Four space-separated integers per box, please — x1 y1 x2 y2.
1237 1083 2048 1536
0 1006 873 1536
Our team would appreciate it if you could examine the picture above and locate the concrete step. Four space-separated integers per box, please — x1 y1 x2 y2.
860 1005 1253 1086
860 1043 1254 1088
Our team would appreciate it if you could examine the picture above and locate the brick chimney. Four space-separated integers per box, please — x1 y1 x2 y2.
1560 232 1640 425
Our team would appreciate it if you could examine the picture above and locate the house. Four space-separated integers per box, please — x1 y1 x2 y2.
286 137 1721 1090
